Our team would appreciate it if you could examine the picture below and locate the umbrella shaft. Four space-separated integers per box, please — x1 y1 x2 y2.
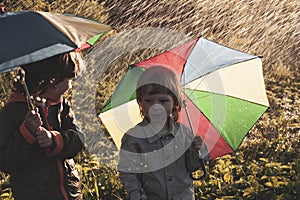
183 100 207 180
17 67 35 110
23 82 35 110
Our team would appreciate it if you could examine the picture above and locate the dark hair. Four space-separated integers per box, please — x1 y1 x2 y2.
136 66 182 121
14 51 85 95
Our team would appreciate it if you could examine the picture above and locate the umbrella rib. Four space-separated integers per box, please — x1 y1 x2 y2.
186 90 269 107
186 93 212 101
183 73 207 98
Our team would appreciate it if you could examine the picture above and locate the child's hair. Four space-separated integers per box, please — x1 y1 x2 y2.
14 51 85 95
136 66 182 121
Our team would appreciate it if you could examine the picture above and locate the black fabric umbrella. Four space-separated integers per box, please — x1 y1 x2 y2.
0 10 112 72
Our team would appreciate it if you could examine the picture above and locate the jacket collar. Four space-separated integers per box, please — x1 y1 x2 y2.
7 92 62 108
7 93 27 104
139 119 177 143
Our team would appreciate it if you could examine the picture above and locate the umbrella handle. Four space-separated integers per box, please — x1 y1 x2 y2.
17 67 35 110
17 68 50 130
189 151 207 180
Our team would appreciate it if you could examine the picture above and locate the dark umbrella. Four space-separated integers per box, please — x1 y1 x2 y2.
0 10 112 72
0 10 112 109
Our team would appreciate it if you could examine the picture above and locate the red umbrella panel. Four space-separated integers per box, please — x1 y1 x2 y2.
99 36 269 160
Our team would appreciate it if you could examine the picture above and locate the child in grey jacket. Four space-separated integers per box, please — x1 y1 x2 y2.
118 66 209 200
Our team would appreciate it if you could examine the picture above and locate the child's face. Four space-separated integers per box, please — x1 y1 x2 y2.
140 92 174 128
40 78 72 101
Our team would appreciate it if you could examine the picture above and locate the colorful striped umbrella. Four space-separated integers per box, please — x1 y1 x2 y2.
99 36 269 160
0 10 112 72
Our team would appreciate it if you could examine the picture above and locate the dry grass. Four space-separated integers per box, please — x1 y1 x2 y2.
104 0 299 76
3 0 109 22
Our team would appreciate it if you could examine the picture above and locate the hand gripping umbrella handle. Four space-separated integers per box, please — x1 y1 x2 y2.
183 100 208 180
17 67 35 110
17 68 50 130
191 149 207 180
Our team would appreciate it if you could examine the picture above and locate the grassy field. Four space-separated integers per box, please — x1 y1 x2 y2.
0 0 299 199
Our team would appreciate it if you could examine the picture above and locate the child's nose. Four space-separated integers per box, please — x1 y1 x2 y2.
150 103 164 111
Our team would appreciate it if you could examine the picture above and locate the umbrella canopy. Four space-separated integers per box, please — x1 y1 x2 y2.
0 10 112 72
99 36 269 160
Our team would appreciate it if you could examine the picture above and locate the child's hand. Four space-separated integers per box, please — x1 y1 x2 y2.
24 109 42 134
35 128 53 148
192 136 203 150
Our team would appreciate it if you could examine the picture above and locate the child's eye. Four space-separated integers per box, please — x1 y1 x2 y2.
160 99 170 104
